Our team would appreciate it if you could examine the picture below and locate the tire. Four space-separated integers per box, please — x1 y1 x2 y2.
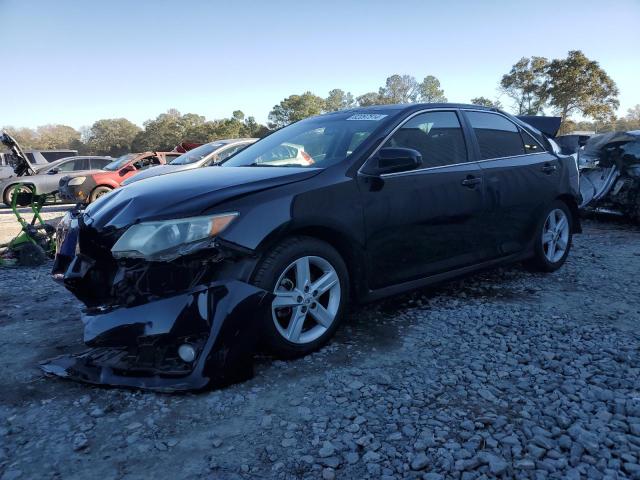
252 236 349 359
526 200 573 272
89 186 112 203
17 242 46 267
3 184 33 207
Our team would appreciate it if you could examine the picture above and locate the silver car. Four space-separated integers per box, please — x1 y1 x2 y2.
1 155 112 206
121 138 257 186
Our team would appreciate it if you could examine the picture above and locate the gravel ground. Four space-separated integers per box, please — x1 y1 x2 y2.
0 205 68 245
1 218 639 480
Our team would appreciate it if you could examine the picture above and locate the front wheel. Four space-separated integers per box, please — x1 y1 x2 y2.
526 200 573 272
252 236 349 359
3 184 33 207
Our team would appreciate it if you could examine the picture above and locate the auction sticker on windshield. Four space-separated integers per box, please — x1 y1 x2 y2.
346 114 388 121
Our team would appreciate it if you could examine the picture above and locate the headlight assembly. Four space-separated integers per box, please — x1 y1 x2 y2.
111 213 238 260
68 176 86 186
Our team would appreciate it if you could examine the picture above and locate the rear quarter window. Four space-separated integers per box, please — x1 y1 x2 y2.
466 111 526 160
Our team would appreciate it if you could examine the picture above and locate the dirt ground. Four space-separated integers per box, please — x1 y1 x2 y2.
0 213 639 480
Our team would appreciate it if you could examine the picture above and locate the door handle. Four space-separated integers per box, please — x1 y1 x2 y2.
461 175 482 188
541 163 557 174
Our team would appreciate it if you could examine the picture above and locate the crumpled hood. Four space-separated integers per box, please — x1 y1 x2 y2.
84 166 321 230
123 164 194 185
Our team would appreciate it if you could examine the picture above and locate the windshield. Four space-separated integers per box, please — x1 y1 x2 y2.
104 153 136 171
222 113 390 168
170 142 223 165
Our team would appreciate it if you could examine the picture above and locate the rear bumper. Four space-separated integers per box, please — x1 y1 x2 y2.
40 280 272 392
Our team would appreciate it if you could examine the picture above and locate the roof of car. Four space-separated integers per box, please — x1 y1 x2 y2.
319 103 499 120
212 138 259 144
49 155 113 165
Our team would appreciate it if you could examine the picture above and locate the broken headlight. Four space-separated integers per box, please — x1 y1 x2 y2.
111 213 238 260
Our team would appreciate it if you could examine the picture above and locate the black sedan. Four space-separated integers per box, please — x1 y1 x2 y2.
44 104 581 391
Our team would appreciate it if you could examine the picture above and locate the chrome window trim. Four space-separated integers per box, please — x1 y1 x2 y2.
462 108 547 152
378 151 549 178
358 107 549 178
357 108 466 176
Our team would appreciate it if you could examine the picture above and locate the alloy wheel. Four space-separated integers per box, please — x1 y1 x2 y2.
271 255 341 344
542 208 570 263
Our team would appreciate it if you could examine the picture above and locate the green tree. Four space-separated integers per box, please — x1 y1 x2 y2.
626 104 640 122
242 116 270 137
418 75 447 103
233 110 245 121
470 97 502 108
87 118 141 156
1 127 38 149
378 74 419 104
132 110 205 151
356 91 382 107
545 50 619 123
500 56 549 115
268 92 326 129
33 124 81 150
325 89 355 112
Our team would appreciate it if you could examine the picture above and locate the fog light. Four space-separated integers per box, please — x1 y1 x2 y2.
178 344 196 362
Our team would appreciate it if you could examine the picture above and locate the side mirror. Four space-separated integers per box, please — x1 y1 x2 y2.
374 147 422 175
47 168 59 175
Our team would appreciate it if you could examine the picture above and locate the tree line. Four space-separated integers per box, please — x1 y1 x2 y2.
3 50 637 156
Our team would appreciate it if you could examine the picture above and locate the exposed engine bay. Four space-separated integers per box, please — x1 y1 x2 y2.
577 131 640 221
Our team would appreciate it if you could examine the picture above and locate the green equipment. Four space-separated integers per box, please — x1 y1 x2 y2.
0 184 56 266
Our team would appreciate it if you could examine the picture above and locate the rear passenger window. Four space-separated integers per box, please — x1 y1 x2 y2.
385 111 467 168
466 112 526 159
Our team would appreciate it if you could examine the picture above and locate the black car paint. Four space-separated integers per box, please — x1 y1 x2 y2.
46 104 581 391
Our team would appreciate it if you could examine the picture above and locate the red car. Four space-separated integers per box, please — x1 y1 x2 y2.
59 151 181 203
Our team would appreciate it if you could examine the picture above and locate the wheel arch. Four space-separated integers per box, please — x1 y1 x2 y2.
254 223 367 301
556 194 582 234
2 182 35 204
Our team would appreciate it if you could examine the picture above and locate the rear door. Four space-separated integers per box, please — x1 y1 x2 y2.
462 110 560 255
358 109 491 289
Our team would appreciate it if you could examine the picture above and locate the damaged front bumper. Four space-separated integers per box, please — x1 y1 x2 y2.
41 280 272 392
46 215 271 392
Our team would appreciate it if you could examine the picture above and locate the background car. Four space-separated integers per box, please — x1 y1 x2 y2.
121 138 257 186
0 155 113 206
59 151 181 203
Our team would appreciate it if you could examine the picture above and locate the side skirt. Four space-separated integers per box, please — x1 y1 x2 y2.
360 250 531 303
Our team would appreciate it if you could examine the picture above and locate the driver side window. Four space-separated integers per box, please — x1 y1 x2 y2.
133 156 161 170
56 161 76 172
384 111 468 168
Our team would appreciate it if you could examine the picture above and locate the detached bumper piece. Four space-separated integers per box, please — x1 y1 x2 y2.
40 280 272 392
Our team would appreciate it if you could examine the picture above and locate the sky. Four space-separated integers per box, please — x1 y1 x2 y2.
2 0 639 130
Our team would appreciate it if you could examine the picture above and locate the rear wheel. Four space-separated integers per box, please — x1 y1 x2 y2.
89 186 112 203
3 184 33 207
526 200 573 272
252 236 349 358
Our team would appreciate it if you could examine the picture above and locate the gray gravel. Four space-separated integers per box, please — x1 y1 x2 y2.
1 218 639 479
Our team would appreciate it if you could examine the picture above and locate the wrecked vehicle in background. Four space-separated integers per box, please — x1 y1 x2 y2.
578 131 640 221
43 103 581 392
0 131 113 206
120 138 257 186
58 151 182 204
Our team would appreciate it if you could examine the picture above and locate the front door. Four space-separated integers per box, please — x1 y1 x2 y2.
357 110 490 290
